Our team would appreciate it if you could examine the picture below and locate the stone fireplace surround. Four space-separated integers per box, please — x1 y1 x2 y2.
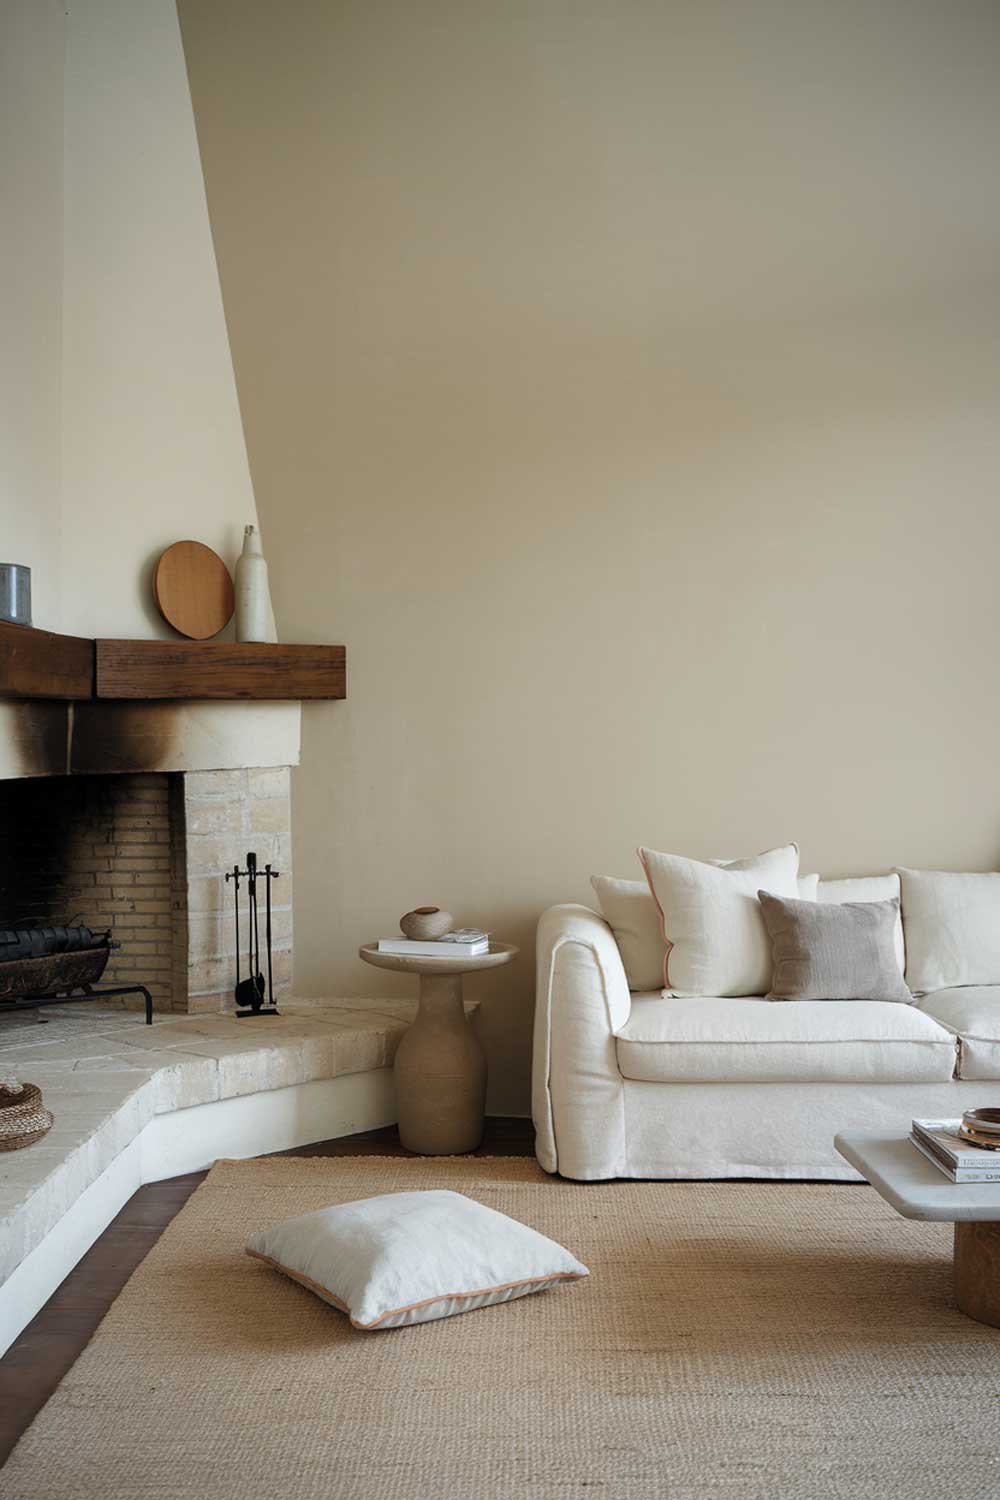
1 768 292 1015
0 698 301 1015
0 695 435 1358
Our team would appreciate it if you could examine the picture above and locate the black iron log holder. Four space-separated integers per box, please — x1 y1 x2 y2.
0 982 155 1026
225 853 280 1017
0 935 153 1025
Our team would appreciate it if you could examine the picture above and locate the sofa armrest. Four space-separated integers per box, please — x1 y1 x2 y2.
532 904 631 1178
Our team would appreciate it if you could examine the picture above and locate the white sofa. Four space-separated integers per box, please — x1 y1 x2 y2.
532 904 1000 1181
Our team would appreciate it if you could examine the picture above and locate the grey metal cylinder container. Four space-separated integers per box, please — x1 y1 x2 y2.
0 564 31 626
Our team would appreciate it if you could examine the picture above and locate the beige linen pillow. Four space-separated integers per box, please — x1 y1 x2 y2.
637 842 801 996
593 868 817 993
715 858 819 902
758 890 914 1003
818 874 905 974
896 867 1000 994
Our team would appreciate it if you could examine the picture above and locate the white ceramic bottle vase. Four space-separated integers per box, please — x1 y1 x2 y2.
234 524 272 642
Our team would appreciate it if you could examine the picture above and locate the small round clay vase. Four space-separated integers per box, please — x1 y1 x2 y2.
399 906 452 940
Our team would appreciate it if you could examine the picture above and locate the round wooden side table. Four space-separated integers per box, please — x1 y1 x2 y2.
358 942 518 1155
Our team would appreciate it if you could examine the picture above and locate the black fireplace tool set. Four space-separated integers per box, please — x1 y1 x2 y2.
225 853 281 1017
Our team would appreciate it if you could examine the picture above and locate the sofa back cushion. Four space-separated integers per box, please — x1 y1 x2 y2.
817 873 905 973
589 876 666 992
896 868 1000 994
758 890 914 1003
637 843 800 996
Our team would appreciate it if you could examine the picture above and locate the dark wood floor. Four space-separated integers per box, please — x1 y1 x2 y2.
0 1117 535 1466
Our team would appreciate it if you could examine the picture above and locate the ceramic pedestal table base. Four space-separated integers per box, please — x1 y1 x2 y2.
395 971 485 1154
836 1132 1000 1329
359 943 518 1155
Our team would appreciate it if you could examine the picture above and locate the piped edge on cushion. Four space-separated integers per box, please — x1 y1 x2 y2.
245 1248 588 1330
636 845 674 992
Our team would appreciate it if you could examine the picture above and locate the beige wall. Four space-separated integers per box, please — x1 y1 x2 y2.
60 0 263 638
0 0 262 638
180 0 1000 1113
0 0 64 627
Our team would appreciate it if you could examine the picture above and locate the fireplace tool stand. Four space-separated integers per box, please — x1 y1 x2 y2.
225 853 280 1017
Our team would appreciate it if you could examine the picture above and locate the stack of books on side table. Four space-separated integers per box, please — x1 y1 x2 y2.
910 1116 1000 1183
377 929 490 958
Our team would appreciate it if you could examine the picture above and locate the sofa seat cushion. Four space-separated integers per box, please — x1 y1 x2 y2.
919 987 1000 1080
615 995 957 1084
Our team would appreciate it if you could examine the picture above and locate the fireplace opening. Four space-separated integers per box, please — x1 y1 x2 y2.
0 765 292 1016
0 773 187 1013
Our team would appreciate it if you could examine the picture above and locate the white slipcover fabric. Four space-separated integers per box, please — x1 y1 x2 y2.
617 1078 1000 1181
531 905 1000 1181
817 873 905 973
919 986 1000 1080
897 868 1000 993
614 994 955 1084
246 1190 587 1329
533 904 632 1179
638 843 800 997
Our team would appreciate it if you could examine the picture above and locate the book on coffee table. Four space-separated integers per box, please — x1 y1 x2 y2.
911 1119 1000 1183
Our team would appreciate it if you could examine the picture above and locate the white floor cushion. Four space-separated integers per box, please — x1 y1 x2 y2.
246 1190 588 1330
919 987 1000 1080
614 994 957 1084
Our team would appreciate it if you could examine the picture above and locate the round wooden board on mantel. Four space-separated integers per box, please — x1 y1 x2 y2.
153 540 235 640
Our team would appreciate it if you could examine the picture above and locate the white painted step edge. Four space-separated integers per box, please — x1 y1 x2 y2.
0 1067 396 1356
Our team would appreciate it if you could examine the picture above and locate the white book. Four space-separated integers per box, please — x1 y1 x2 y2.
377 938 489 957
909 1134 1000 1184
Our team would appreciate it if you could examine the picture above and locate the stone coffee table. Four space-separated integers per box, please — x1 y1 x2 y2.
836 1131 1000 1327
359 942 518 1156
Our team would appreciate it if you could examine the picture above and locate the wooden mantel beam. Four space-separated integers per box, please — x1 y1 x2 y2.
0 623 347 703
94 640 347 700
0 622 94 700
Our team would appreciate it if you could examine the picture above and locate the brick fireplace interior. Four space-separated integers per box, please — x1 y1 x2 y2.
0 767 293 1014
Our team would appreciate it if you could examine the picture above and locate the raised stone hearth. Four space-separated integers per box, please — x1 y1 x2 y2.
0 995 478 1354
0 691 393 1356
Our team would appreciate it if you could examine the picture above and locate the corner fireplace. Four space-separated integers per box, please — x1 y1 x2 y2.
0 764 293 1015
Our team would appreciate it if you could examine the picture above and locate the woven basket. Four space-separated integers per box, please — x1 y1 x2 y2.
0 1082 54 1151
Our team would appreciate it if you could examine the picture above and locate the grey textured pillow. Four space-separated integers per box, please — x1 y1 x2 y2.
757 891 914 1003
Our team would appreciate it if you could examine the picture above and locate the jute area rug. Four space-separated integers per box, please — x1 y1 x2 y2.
5 1156 999 1499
